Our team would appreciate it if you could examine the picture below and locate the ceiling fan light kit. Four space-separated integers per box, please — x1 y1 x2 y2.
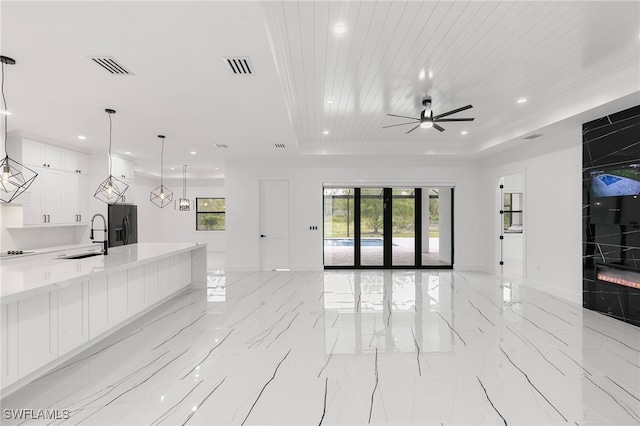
384 95 475 133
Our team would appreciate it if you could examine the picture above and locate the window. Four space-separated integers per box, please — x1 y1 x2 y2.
196 198 225 231
503 193 523 232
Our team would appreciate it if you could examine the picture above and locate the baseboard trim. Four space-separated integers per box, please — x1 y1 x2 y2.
225 264 259 272
523 277 581 304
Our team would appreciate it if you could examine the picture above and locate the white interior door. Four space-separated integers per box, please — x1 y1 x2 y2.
259 179 290 270
499 172 524 279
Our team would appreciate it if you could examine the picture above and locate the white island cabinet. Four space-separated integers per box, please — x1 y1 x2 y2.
0 242 206 395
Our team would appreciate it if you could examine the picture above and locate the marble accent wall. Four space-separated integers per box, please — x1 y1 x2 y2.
583 104 640 327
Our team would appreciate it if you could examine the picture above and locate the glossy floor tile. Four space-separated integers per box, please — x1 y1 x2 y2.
2 260 639 425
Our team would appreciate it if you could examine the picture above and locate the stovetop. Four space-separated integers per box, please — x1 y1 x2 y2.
0 251 36 258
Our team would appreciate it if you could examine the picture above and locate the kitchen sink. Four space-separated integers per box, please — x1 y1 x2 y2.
58 252 103 259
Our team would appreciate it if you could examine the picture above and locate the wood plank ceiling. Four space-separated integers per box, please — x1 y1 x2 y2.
262 1 640 155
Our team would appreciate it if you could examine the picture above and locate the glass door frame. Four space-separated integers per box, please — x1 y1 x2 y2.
323 186 454 270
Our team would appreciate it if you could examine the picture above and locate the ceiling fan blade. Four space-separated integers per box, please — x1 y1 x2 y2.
434 118 475 122
433 123 446 132
382 122 420 128
406 125 421 134
387 113 420 121
432 105 473 120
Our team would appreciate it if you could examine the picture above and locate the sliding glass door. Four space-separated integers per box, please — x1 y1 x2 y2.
360 188 385 266
323 188 355 266
392 188 416 266
324 186 453 269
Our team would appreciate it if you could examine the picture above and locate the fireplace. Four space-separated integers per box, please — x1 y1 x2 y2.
592 263 640 326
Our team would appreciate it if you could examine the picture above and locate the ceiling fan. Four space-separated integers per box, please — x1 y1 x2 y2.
384 97 474 133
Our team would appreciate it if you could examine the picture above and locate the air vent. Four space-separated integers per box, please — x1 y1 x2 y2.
274 144 286 148
89 56 134 75
523 133 545 140
215 143 228 149
222 57 253 75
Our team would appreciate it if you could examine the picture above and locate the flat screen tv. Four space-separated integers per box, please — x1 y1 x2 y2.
589 163 640 197
590 163 640 225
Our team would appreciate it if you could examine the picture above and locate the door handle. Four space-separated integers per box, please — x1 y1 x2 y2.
260 234 266 238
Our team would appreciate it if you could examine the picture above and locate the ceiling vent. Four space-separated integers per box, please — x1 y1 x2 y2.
222 57 253 75
523 133 545 140
89 56 134 75
215 143 228 149
274 144 286 148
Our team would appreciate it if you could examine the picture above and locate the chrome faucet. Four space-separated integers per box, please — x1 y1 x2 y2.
90 213 108 255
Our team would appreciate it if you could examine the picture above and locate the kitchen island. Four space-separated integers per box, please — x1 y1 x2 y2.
0 242 206 395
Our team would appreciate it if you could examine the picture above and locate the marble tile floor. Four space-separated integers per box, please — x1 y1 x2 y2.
2 267 639 425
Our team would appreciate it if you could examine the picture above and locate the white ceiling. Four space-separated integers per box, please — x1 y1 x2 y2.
1 1 639 178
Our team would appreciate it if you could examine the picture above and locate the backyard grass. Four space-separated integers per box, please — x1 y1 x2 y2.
608 168 640 180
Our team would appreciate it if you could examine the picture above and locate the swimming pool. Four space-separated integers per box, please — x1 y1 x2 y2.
324 238 384 247
600 175 622 186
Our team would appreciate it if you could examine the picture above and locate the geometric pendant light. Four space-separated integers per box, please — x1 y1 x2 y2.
179 164 190 211
94 108 128 204
0 55 38 203
150 135 173 208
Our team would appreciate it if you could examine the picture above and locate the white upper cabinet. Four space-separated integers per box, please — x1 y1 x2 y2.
22 139 87 174
45 145 65 170
23 140 64 170
111 157 134 181
110 157 135 203
64 150 89 175
22 139 46 167
15 138 92 226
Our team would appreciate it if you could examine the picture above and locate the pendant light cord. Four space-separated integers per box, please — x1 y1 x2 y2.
108 112 113 176
2 61 8 158
160 138 164 187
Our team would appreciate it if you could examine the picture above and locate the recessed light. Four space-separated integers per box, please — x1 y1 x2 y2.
428 70 433 79
190 151 196 155
323 130 329 135
517 98 527 104
170 167 175 170
333 23 346 35
461 131 468 135
326 99 334 105
77 135 86 140
125 151 131 155
419 70 425 80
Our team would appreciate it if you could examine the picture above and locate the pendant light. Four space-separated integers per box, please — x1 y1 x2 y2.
179 164 190 211
94 109 128 204
0 56 38 203
150 135 173 208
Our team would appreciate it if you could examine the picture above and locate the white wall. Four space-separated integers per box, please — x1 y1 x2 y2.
479 128 583 302
225 156 482 271
135 175 225 251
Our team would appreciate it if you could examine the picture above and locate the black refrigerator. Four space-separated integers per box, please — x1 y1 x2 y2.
108 204 138 247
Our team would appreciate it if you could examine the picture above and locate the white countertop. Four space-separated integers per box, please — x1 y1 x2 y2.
0 243 96 261
0 242 205 304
